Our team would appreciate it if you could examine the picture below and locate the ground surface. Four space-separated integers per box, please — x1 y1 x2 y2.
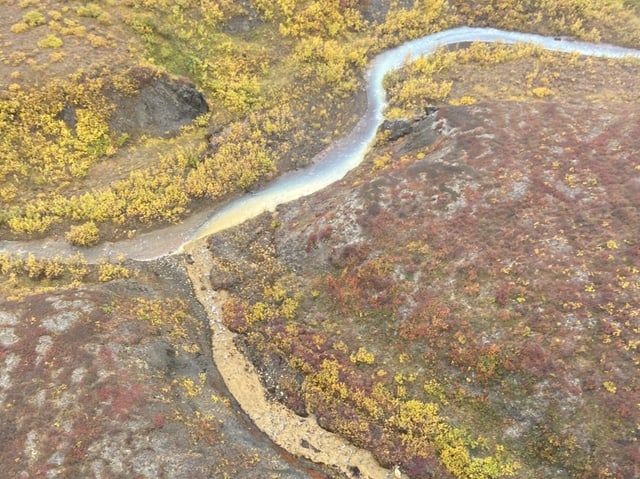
0 257 331 478
2 1 640 479
202 57 640 478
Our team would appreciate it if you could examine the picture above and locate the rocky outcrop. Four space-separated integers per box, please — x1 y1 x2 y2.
378 118 413 141
109 68 208 139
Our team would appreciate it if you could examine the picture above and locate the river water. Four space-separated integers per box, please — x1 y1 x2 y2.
2 27 639 262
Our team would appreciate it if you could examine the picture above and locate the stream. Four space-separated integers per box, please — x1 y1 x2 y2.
1 27 639 262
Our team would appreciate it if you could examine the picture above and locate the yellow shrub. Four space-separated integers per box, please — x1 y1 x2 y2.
97 260 130 282
65 221 100 247
350 347 376 365
23 10 46 27
450 95 477 105
23 254 65 280
531 86 554 98
76 3 104 18
37 34 64 49
10 22 30 34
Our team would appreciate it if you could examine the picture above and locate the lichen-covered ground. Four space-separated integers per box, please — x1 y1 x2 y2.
0 258 328 478
205 55 640 478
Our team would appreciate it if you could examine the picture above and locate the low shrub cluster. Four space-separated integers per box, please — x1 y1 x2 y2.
0 252 131 295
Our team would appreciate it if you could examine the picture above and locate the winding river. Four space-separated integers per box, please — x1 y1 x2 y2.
1 27 639 261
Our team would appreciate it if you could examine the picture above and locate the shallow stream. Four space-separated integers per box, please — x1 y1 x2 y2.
3 26 640 479
2 27 639 261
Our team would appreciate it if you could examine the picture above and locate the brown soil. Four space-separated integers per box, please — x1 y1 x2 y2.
183 240 402 479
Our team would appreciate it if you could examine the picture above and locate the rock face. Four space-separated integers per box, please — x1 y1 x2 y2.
378 118 414 141
109 68 209 139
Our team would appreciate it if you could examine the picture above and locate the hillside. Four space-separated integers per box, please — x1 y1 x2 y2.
2 1 640 478
190 45 640 478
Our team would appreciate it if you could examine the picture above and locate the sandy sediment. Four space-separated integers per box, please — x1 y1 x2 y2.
184 240 402 479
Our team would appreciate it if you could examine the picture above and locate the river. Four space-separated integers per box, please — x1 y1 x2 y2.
4 26 640 479
1 26 639 262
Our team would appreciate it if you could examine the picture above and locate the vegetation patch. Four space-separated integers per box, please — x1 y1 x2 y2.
208 40 640 478
0 252 132 297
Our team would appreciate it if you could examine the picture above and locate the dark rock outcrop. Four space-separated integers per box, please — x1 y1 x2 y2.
378 118 414 141
109 68 208 139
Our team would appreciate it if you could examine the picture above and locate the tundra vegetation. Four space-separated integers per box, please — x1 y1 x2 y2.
1 0 639 244
215 43 640 475
2 1 640 478
0 251 131 297
0 255 322 478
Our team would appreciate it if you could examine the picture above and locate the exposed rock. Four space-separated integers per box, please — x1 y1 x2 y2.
109 68 209 139
378 118 413 141
56 103 78 129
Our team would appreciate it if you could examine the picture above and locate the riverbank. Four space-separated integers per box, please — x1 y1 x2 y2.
184 240 402 479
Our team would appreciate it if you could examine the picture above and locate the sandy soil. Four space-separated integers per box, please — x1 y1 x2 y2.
184 240 405 479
